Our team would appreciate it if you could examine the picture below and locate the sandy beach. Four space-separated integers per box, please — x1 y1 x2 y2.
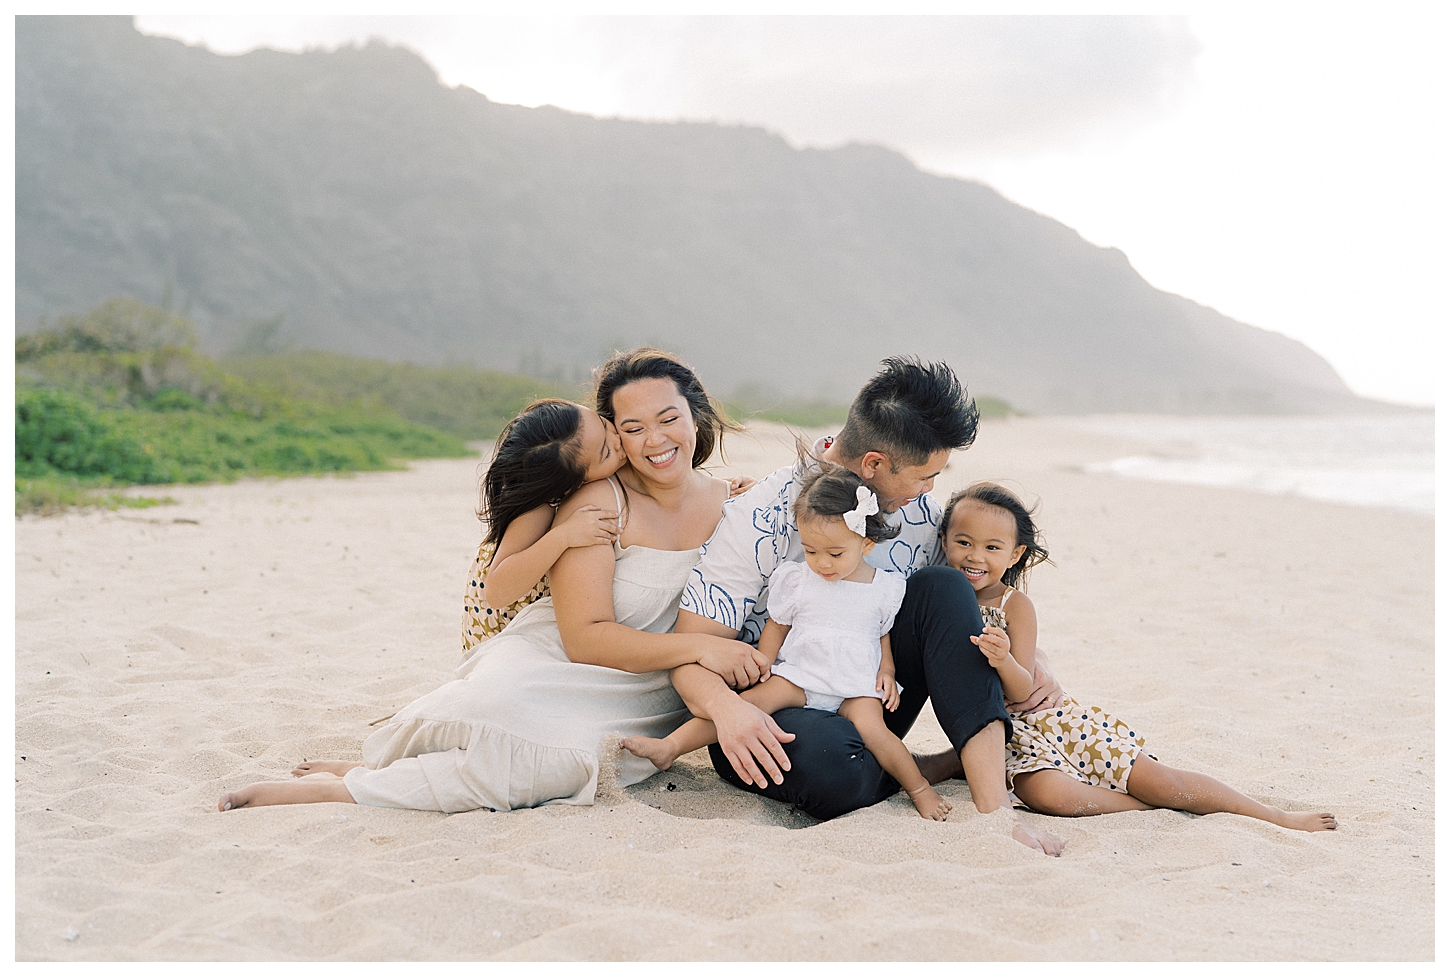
14 416 1434 960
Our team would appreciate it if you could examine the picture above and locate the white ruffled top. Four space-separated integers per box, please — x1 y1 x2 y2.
766 560 908 702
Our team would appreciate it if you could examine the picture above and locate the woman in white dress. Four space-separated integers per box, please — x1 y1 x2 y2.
218 348 771 813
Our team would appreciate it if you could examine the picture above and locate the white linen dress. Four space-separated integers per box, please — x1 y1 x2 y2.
344 529 696 813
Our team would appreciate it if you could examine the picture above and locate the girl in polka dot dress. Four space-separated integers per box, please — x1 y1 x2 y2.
941 482 1337 833
462 399 630 653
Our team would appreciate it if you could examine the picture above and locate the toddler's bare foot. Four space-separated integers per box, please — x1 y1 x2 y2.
621 735 680 771
291 759 362 778
906 782 953 821
217 778 354 811
1012 818 1064 856
1276 810 1338 832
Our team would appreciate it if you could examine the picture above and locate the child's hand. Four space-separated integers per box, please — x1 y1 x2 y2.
970 626 1012 670
727 475 757 498
876 670 900 712
557 504 619 548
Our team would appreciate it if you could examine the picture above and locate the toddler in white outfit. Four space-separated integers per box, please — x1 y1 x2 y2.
624 464 952 820
765 559 904 713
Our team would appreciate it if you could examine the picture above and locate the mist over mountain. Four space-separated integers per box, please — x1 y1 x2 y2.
17 16 1366 414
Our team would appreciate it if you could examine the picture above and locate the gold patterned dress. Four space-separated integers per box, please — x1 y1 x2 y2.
461 538 551 654
982 588 1154 794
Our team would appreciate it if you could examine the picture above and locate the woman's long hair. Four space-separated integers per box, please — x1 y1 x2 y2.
593 347 741 468
478 398 589 548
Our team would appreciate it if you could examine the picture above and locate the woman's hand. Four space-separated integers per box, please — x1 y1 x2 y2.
727 475 757 498
876 669 900 712
556 503 619 549
697 635 775 689
970 626 1012 670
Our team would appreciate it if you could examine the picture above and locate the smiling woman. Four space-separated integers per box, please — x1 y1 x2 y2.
594 346 738 470
218 346 767 814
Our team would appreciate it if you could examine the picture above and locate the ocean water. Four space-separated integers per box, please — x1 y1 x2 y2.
1066 414 1434 517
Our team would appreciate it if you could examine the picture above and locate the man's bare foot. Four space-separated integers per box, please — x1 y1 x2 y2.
913 749 964 785
291 759 362 778
217 778 354 811
1012 817 1064 856
1275 810 1338 832
906 782 953 821
620 735 681 772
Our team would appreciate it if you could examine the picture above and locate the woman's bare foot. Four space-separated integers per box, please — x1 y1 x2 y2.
620 735 681 772
906 782 953 821
291 759 362 778
1274 810 1338 832
1012 818 1064 856
217 778 355 811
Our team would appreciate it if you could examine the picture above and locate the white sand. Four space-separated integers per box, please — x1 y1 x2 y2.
14 418 1433 960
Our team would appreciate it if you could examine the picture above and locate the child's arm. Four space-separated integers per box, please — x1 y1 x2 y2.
482 501 619 607
755 618 790 681
875 634 900 712
727 475 757 498
972 593 1038 704
1004 649 1067 714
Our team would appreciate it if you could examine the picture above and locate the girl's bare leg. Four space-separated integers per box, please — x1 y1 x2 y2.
1125 756 1337 831
838 697 951 821
218 777 356 811
623 676 807 771
292 760 362 777
1012 769 1154 816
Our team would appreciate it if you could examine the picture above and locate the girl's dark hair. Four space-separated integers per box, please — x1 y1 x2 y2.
793 464 901 545
593 347 741 467
478 398 589 548
940 482 1051 589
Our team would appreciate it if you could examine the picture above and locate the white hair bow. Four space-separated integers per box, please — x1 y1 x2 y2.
843 485 880 537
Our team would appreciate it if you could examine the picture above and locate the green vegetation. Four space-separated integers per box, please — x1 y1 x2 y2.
975 395 1015 420
14 472 173 518
16 299 471 515
724 399 848 429
17 296 199 359
16 298 1022 516
221 351 576 442
221 354 1015 437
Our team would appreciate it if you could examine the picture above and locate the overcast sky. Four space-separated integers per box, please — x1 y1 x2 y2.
135 11 1444 407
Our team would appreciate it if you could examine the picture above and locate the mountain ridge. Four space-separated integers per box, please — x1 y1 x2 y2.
17 15 1372 414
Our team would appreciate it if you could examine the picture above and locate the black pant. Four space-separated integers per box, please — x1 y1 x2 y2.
707 565 1010 821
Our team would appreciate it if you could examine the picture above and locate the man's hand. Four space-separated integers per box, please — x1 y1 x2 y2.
696 635 774 689
970 625 1012 670
876 670 900 712
1035 658 1067 710
713 694 796 788
1004 651 1067 714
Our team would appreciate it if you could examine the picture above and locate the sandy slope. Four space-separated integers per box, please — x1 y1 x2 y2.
14 418 1433 960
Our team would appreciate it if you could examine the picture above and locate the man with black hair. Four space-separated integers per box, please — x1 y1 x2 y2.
674 356 1064 855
